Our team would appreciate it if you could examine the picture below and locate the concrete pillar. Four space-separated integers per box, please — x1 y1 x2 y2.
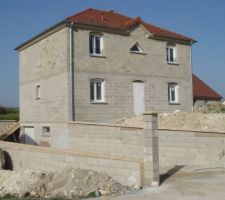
143 112 160 187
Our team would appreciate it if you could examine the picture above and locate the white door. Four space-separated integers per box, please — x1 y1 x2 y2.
24 127 36 145
133 81 145 114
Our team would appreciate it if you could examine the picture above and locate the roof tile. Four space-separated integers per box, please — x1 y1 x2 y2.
67 8 196 42
193 74 222 100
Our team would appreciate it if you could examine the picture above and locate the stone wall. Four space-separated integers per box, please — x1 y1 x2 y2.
0 141 142 188
3 113 160 188
67 122 145 160
159 129 225 168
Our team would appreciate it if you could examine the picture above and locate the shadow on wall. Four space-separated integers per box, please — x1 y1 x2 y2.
3 151 13 170
19 134 39 146
160 165 184 184
5 129 20 143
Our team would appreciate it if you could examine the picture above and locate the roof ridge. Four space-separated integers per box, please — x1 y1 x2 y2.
66 8 94 20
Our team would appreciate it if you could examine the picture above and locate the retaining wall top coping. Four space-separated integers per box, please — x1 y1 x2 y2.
0 141 142 164
68 121 143 129
159 128 225 135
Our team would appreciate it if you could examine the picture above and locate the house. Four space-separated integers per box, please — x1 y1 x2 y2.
16 8 196 144
192 74 223 109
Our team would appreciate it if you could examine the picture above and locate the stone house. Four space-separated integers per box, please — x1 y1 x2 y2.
192 74 223 109
16 8 196 144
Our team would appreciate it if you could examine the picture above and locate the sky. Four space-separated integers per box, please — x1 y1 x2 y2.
0 0 225 107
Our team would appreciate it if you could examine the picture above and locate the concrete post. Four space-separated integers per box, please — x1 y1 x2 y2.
143 112 160 187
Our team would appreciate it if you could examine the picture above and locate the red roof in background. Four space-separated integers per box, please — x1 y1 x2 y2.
193 74 222 100
67 8 196 43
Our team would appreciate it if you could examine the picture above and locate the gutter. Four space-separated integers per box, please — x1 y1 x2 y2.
190 42 194 111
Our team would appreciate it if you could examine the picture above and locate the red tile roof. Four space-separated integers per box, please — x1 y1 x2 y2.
193 74 222 100
67 8 196 43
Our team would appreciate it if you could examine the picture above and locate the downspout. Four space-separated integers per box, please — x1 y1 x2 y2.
190 42 194 112
69 22 75 120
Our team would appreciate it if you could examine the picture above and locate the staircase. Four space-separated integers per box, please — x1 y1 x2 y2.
0 121 20 140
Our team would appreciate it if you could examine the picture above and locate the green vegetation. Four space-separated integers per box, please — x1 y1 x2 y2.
0 193 100 200
0 195 64 200
0 107 19 121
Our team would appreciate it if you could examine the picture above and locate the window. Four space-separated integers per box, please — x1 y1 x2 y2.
36 85 40 99
89 33 103 55
130 43 143 53
42 126 50 137
168 83 179 103
90 79 105 102
166 43 176 63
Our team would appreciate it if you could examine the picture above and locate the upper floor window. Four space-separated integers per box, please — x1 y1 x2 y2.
89 33 103 55
36 85 40 100
168 83 179 103
166 43 176 63
130 42 143 53
90 78 105 103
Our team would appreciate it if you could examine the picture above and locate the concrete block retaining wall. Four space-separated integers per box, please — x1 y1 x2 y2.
67 122 145 160
0 141 143 187
159 129 225 168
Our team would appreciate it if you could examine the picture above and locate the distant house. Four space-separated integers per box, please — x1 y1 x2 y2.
192 74 223 109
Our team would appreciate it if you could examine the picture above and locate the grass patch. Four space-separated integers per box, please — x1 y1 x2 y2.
0 195 65 200
0 107 19 121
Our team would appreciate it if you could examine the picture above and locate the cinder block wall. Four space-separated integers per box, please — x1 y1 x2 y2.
159 129 225 168
74 26 193 122
66 122 225 169
67 122 145 160
19 27 70 124
0 141 142 188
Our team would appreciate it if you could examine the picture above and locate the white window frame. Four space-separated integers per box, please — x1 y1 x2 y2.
36 84 40 100
130 42 143 53
90 79 105 103
166 44 177 63
89 33 104 55
168 83 179 103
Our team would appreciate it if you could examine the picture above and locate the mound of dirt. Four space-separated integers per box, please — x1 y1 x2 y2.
0 167 130 198
117 111 225 132
196 102 225 113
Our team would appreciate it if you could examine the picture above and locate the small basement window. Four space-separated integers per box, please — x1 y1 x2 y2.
36 85 40 99
42 126 50 137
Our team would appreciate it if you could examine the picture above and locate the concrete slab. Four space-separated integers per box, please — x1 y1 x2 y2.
92 166 225 200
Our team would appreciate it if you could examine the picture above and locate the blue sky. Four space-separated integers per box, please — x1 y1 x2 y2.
0 0 225 107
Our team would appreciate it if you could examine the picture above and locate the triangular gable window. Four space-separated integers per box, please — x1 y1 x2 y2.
130 43 143 53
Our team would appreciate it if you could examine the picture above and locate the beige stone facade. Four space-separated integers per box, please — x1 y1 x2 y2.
17 18 194 146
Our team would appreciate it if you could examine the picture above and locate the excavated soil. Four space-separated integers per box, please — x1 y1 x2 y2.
116 103 225 132
0 167 130 199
